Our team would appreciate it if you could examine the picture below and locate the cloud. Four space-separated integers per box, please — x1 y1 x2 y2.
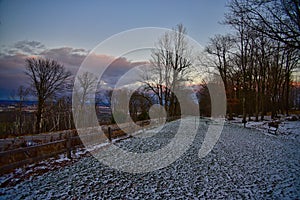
39 48 143 87
0 53 29 99
14 40 46 55
0 58 29 99
0 40 46 57
72 52 147 88
0 53 27 72
101 57 144 86
39 47 87 73
0 40 147 99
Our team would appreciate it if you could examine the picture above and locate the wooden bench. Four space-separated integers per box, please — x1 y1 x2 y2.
268 121 280 134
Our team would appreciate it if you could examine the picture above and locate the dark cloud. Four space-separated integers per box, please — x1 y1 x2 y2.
14 40 46 55
0 53 27 72
102 58 146 87
39 47 87 73
73 52 147 88
0 40 146 99
0 53 29 99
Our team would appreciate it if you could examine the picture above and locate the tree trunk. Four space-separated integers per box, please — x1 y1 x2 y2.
255 84 260 121
285 73 290 116
35 99 44 134
35 109 42 134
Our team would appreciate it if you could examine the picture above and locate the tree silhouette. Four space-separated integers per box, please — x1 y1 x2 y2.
142 24 193 118
25 57 71 133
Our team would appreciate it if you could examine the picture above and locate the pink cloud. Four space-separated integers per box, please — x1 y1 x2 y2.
0 41 147 98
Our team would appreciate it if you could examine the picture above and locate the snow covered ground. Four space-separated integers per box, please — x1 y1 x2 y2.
229 115 300 141
0 117 299 199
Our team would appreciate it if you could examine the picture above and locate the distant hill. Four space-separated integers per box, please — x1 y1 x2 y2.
0 100 38 106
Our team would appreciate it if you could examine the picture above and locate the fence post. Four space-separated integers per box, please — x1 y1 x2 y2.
66 133 72 159
108 127 112 142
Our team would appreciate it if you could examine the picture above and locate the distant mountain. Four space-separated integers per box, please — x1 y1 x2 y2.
0 100 38 106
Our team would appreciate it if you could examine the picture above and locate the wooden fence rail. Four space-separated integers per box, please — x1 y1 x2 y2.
0 126 129 174
0 137 79 175
0 117 179 174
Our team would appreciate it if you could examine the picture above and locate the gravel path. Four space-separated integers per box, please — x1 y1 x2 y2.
0 117 299 199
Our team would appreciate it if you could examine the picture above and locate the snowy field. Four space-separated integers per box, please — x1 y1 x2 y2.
0 117 299 199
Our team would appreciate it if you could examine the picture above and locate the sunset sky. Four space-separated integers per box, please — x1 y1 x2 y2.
0 0 230 100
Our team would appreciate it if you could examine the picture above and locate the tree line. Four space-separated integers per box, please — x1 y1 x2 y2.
204 0 299 123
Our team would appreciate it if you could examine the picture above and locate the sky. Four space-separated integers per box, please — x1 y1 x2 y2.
0 0 230 100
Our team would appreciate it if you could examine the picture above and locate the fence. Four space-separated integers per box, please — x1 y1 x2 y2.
0 134 81 174
0 118 171 175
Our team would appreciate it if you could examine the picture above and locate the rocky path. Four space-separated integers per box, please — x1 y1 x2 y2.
0 118 299 199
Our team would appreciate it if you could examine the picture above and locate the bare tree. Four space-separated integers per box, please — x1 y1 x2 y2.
47 96 73 132
223 0 300 122
74 72 97 110
10 86 29 134
143 24 193 118
225 1 253 125
205 34 235 119
282 47 300 115
73 72 97 127
226 0 300 50
25 58 71 133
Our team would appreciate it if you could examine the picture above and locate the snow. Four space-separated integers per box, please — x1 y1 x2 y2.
56 154 71 163
0 147 91 189
86 142 109 152
0 117 299 199
228 116 300 141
